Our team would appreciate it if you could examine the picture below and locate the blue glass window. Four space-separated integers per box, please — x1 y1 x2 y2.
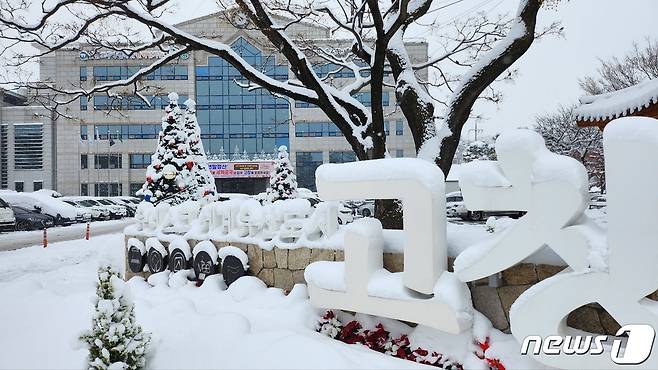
80 66 87 81
296 151 323 191
395 119 403 135
195 37 290 156
329 151 356 163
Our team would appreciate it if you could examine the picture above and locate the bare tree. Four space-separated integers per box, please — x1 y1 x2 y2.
0 0 561 224
0 0 560 163
579 37 658 95
534 105 604 189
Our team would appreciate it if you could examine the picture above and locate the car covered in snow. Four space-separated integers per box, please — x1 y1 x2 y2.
60 197 109 221
11 205 55 231
0 197 16 232
86 198 128 219
112 197 141 216
445 191 464 218
0 191 89 225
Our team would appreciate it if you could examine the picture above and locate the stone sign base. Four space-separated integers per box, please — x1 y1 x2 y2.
124 236 635 335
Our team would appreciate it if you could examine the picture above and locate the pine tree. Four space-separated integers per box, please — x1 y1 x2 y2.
182 99 217 201
266 145 298 202
137 92 192 205
80 266 150 370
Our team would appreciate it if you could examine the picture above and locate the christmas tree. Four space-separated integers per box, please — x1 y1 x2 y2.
80 266 150 370
182 99 217 201
137 93 192 205
266 145 298 202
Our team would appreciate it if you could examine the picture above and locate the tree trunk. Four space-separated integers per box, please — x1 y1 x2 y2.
375 199 403 229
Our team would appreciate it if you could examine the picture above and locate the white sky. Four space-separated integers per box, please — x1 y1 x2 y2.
460 0 658 138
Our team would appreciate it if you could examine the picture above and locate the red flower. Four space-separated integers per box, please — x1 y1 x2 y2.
338 321 364 344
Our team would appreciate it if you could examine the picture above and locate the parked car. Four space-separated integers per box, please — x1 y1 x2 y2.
83 198 128 219
348 200 374 218
61 198 109 221
0 191 87 226
455 203 525 222
589 193 606 209
446 191 464 218
0 197 16 232
11 205 55 231
108 197 139 217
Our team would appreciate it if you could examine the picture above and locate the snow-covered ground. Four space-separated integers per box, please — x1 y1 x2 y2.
0 219 576 369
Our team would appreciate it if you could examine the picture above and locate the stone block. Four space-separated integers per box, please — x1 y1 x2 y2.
310 248 335 263
275 248 288 268
292 270 306 285
599 309 622 335
501 263 538 285
335 250 345 262
274 268 294 292
288 247 311 270
383 253 404 273
497 285 531 321
247 245 263 275
567 306 605 334
257 268 274 287
537 264 564 281
471 286 509 331
262 249 276 268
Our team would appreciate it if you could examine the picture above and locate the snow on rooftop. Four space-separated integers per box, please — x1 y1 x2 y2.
575 78 658 123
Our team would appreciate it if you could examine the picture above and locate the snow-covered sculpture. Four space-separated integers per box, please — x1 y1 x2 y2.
276 199 311 244
302 201 339 241
507 118 658 369
305 158 472 334
236 199 265 237
208 199 242 238
162 201 200 234
454 129 601 280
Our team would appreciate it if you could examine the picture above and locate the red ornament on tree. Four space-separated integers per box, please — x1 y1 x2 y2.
154 163 161 170
146 176 153 184
186 160 194 170
177 148 183 155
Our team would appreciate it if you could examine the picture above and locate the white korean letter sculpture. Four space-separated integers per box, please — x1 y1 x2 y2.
304 158 472 334
456 119 658 369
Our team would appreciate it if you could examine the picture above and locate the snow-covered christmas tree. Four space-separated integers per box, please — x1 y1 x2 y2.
80 266 150 370
462 140 497 162
266 145 298 202
182 99 217 202
137 93 193 205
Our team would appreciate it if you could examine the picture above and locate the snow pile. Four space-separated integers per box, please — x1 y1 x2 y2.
0 233 546 369
575 78 658 122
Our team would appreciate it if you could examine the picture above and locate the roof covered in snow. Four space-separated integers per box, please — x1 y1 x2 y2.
575 78 658 123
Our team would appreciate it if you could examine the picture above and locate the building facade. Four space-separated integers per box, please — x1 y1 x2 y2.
8 10 426 196
0 89 57 192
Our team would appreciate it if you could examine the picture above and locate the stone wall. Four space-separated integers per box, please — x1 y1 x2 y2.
125 236 625 335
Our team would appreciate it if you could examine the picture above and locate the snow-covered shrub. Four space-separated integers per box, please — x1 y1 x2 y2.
462 141 496 162
266 145 298 202
80 266 150 370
